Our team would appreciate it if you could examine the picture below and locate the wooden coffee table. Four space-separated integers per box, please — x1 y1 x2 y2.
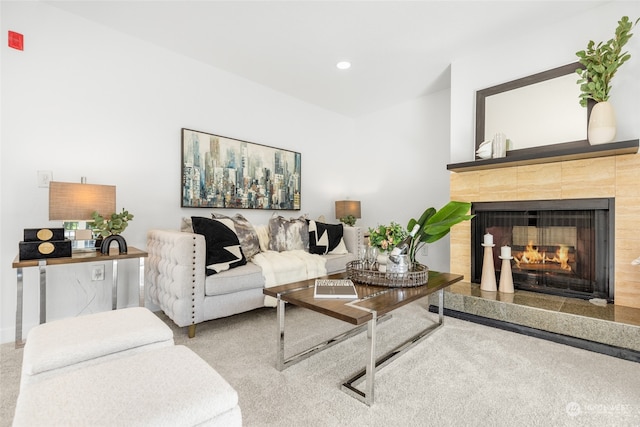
263 270 463 405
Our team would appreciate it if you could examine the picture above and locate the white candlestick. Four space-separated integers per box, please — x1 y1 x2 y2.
480 245 497 292
501 245 511 258
499 257 514 293
484 233 493 245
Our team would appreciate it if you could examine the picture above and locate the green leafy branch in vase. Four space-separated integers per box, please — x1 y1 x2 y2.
90 209 134 238
407 201 474 264
575 16 638 106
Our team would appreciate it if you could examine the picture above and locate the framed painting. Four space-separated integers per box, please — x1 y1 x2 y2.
181 128 301 210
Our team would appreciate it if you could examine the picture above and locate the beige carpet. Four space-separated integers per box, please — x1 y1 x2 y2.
2 301 639 426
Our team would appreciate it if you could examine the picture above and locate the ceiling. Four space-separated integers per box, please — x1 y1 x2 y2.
47 1 607 118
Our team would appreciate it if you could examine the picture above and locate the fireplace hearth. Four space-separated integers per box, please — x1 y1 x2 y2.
471 198 614 301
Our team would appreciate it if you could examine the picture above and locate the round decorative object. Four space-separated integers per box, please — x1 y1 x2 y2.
346 260 428 288
100 235 128 254
588 101 616 145
38 242 55 255
37 229 53 241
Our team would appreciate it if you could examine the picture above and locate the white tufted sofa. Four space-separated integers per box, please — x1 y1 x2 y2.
146 226 361 337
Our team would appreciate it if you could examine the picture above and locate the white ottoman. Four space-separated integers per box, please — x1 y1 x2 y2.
21 307 174 388
13 345 242 427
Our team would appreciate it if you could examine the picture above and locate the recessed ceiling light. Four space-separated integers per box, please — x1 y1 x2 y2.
336 61 351 70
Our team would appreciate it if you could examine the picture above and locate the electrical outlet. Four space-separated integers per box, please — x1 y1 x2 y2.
421 245 428 256
37 170 53 188
91 265 105 281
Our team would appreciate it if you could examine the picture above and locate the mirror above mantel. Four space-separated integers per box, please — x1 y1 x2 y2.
448 62 639 173
475 62 593 157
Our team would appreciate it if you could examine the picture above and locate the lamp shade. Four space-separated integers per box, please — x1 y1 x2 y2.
335 200 361 220
49 181 116 221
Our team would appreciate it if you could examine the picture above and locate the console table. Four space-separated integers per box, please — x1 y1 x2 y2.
12 246 148 348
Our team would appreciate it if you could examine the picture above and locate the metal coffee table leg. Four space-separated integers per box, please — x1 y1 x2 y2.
342 288 445 406
275 293 389 372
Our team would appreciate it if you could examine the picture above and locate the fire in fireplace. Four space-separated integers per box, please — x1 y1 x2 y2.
471 198 614 301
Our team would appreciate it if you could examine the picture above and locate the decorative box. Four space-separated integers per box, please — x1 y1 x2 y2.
23 228 65 242
19 239 72 261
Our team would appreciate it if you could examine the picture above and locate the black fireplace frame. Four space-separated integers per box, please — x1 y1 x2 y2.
471 198 615 301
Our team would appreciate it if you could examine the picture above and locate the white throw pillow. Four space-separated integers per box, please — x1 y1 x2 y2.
254 224 270 252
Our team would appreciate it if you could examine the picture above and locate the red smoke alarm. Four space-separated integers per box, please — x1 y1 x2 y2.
8 31 24 51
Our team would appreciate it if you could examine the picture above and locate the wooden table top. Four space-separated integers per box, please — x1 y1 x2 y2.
12 246 148 268
263 270 464 325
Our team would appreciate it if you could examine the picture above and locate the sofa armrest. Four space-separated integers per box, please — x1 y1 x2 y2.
342 226 362 255
146 230 206 329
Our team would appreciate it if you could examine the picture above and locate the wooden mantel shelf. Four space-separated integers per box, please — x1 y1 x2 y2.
447 139 639 173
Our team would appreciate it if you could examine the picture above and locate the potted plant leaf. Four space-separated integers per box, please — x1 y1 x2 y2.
407 201 474 264
575 16 638 144
90 208 134 254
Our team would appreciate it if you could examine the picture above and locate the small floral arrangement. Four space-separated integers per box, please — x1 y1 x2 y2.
368 222 408 252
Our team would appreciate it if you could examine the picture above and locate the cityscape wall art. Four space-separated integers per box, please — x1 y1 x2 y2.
181 128 301 210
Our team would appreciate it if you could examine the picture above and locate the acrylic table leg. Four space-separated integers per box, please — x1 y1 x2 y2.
365 311 377 406
38 260 46 323
276 295 286 371
438 288 444 324
112 259 118 310
138 257 145 307
15 268 24 348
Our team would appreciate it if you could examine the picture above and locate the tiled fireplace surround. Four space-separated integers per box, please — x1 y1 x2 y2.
442 153 640 353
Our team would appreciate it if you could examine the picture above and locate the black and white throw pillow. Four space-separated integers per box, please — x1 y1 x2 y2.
308 220 347 255
212 213 261 259
191 216 247 276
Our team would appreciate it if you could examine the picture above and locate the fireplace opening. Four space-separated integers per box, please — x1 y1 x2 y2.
471 198 614 301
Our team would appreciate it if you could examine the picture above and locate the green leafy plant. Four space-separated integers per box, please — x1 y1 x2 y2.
576 16 639 107
90 209 134 238
407 201 474 263
339 215 357 227
368 222 408 252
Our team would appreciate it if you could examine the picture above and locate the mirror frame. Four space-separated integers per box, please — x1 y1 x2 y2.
475 62 594 157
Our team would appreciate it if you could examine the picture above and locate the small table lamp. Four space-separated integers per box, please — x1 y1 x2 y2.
49 180 116 251
335 200 361 226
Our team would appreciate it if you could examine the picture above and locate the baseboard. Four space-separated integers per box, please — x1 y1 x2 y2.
428 305 640 364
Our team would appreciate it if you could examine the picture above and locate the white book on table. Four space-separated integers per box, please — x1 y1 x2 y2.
313 279 358 299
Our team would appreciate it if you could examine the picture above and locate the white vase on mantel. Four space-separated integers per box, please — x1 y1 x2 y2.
588 101 616 145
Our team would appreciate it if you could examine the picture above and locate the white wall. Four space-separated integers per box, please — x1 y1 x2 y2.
1 2 358 343
451 2 640 163
0 2 451 343
353 90 452 272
